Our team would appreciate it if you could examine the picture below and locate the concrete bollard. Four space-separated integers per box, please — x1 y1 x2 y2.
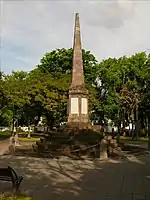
100 139 108 161
14 134 19 146
9 136 15 154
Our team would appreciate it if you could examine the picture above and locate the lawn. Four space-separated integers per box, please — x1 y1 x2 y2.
0 195 32 200
0 131 11 141
18 137 40 142
0 131 40 142
120 136 149 142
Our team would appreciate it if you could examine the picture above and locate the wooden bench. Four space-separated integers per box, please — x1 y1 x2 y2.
0 166 23 192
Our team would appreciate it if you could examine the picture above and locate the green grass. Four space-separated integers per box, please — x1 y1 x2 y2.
18 137 40 142
0 194 32 200
0 131 11 141
1 198 32 200
120 136 149 142
0 131 40 142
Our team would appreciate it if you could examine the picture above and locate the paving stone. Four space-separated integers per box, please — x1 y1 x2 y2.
0 147 149 200
119 194 133 200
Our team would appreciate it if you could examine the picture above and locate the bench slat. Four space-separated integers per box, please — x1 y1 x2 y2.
0 166 23 190
0 176 12 181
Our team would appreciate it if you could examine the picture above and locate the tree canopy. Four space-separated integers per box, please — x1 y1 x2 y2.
0 48 150 134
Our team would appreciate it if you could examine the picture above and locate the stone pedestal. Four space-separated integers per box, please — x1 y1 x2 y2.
63 122 93 136
68 85 89 125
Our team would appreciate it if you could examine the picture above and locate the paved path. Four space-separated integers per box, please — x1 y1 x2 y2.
0 154 149 200
0 139 10 156
121 140 148 149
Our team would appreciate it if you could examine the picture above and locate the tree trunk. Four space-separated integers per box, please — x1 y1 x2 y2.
135 105 139 140
131 120 134 140
147 111 150 150
12 111 15 136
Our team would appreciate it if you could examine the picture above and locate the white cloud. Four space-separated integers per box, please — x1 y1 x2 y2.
1 0 150 73
85 0 136 28
15 56 34 64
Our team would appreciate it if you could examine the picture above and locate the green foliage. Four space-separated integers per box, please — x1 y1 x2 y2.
38 48 97 81
96 52 150 128
29 48 98 127
0 48 149 132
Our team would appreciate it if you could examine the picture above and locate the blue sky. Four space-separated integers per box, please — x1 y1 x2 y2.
1 0 150 74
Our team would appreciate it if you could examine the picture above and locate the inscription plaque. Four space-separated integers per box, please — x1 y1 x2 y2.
71 98 79 114
81 98 87 114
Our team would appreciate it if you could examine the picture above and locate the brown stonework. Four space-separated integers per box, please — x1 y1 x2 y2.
71 13 84 86
67 13 89 128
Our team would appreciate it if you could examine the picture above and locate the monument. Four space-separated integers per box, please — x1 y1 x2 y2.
67 13 89 129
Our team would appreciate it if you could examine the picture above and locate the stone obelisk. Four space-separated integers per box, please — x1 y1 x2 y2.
67 13 89 129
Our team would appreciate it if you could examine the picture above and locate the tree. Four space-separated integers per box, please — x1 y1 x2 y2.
32 48 99 127
96 52 150 136
1 48 150 136
37 48 98 83
0 71 28 127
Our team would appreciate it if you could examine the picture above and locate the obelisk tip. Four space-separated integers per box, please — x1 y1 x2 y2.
75 13 79 18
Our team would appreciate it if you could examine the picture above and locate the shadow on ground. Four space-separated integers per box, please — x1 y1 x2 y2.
0 151 150 200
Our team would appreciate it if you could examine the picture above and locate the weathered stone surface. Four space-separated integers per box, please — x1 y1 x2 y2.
67 13 89 126
8 144 15 154
14 134 19 146
9 136 15 146
100 139 108 161
71 13 84 86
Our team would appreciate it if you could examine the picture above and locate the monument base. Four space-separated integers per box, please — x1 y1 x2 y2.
61 122 93 136
67 122 92 129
